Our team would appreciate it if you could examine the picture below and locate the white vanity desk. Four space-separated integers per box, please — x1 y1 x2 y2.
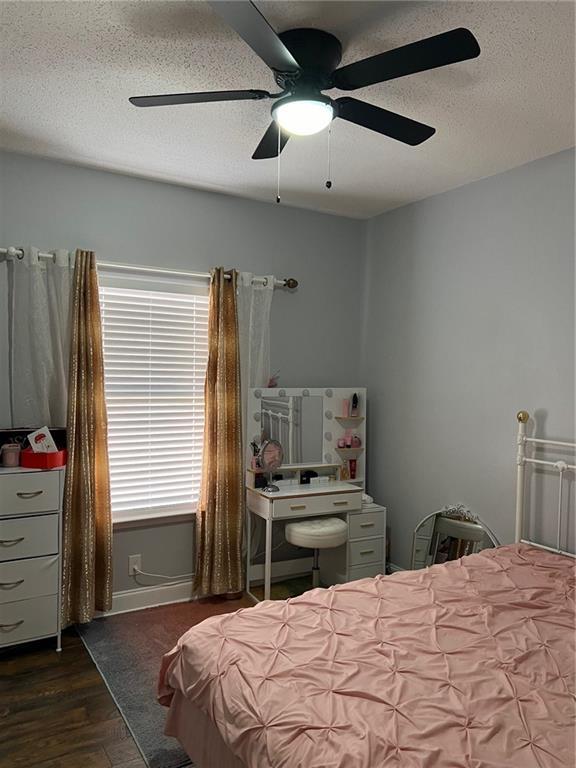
246 386 385 602
246 482 386 601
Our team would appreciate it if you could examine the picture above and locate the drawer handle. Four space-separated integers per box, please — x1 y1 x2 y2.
360 549 375 556
290 504 307 511
332 501 349 507
0 579 25 589
16 491 44 499
0 537 25 546
0 620 24 631
359 522 375 528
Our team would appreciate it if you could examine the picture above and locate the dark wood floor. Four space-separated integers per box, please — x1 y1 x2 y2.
0 595 254 768
0 630 147 768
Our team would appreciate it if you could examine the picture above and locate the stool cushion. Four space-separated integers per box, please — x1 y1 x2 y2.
285 517 348 549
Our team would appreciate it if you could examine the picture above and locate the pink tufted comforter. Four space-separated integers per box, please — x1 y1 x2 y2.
158 544 575 768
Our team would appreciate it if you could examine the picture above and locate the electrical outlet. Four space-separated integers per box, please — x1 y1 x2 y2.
128 554 142 576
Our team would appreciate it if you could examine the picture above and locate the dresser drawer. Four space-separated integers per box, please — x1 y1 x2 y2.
0 555 58 604
349 510 385 540
349 563 383 581
0 514 59 562
0 594 58 647
349 537 384 566
0 472 61 517
272 491 362 520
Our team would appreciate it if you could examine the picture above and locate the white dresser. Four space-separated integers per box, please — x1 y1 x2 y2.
0 466 64 652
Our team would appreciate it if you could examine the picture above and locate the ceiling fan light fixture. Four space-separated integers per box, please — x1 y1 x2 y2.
272 96 333 136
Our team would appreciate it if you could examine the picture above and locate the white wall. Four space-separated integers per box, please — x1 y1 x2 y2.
0 150 365 590
362 148 575 568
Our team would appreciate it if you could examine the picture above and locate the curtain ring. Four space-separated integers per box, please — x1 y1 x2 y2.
8 246 25 260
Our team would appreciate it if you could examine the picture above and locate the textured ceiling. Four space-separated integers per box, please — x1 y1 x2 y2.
0 1 574 219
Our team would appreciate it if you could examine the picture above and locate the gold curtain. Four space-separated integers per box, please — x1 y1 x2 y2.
194 268 244 597
61 250 113 626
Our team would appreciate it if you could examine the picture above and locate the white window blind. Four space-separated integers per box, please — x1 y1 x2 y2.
99 278 209 522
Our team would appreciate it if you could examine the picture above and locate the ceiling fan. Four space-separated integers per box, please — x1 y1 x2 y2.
129 1 480 160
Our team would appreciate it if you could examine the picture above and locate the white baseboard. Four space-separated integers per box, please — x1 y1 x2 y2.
249 557 313 583
388 562 405 573
101 579 194 617
99 558 314 618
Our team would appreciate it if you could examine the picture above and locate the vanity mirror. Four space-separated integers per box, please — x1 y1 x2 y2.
258 439 284 493
411 505 499 570
249 387 367 485
260 394 323 464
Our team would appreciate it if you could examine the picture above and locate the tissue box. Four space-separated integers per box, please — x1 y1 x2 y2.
20 447 67 469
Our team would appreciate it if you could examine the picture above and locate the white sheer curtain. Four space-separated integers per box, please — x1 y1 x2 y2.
236 272 274 452
8 247 74 427
236 272 274 560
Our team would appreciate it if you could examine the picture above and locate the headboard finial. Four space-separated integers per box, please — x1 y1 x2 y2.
516 410 529 424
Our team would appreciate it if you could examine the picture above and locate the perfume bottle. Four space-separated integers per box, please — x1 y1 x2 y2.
350 393 359 417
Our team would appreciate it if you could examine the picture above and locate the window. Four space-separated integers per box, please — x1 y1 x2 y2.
99 273 209 522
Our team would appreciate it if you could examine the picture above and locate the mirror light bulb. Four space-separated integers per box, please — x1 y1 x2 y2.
272 99 334 136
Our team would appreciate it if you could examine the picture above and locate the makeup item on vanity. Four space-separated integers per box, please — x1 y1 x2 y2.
340 463 350 481
351 435 362 448
342 398 350 417
349 459 357 480
250 441 260 470
337 437 346 449
1 443 20 467
254 472 267 489
345 431 353 449
350 393 359 417
300 470 318 485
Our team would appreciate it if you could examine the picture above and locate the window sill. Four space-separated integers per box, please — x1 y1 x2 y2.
112 508 196 531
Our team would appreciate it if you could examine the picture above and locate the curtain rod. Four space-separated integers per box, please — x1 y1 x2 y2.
0 247 298 289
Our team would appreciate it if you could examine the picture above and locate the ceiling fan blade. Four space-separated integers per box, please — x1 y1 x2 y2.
252 122 290 159
336 97 435 146
129 89 271 108
207 1 300 73
333 28 480 90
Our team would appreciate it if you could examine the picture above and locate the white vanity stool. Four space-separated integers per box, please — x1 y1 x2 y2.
285 517 348 587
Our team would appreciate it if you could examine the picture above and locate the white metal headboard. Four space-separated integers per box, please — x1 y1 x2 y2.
515 410 575 558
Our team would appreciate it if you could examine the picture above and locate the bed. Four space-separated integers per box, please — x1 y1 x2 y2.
158 413 575 767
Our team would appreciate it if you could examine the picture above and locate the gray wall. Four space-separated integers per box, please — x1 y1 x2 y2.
0 150 364 591
362 148 575 568
1 148 574 588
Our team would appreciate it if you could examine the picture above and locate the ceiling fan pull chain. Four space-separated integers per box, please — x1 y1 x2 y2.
326 122 332 190
276 124 281 203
